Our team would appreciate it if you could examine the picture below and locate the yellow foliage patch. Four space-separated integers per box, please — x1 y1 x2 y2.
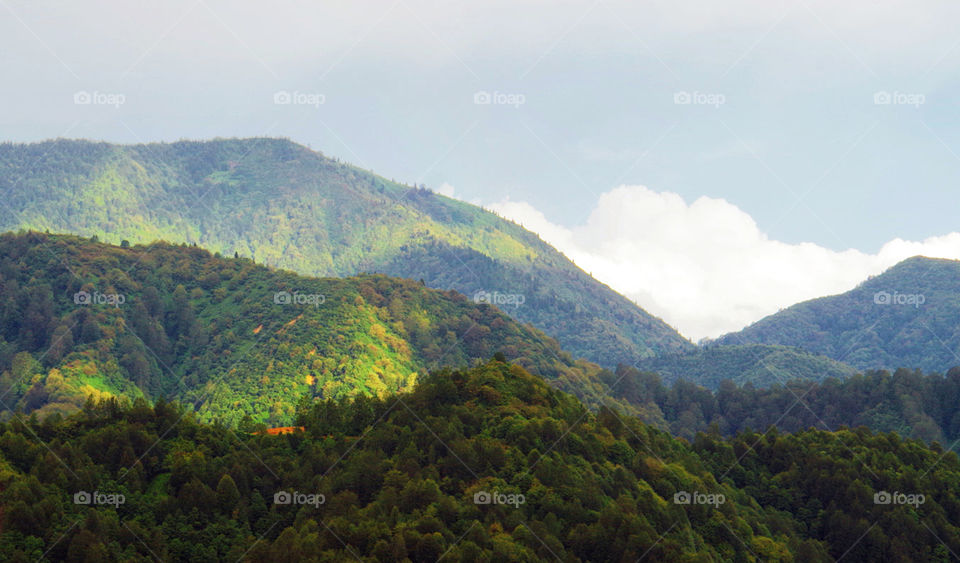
369 324 387 340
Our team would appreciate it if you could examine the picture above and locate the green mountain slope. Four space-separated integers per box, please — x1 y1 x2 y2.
717 256 960 373
4 360 959 561
635 344 858 389
610 364 960 442
0 138 691 366
693 424 960 562
0 232 647 426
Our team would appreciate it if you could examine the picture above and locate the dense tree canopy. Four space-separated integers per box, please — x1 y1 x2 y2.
717 256 960 373
615 364 960 445
633 344 857 389
0 138 692 366
1 360 957 561
0 232 642 426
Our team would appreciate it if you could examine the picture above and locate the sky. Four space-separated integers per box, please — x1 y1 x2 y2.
4 0 960 340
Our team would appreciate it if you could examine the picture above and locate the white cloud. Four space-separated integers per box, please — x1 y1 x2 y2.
435 182 457 197
488 186 960 341
433 182 484 206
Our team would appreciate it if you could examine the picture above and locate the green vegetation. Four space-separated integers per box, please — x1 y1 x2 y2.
634 344 858 389
11 231 960 454
693 424 960 562
0 138 692 366
717 256 960 373
2 359 958 561
0 227 956 561
0 232 643 426
614 364 960 444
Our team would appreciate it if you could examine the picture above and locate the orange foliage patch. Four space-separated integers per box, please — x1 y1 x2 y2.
276 314 303 333
255 426 305 435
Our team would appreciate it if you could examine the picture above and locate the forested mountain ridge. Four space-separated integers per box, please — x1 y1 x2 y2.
5 231 929 439
613 364 960 443
634 343 858 390
0 138 692 366
2 359 958 561
716 256 960 373
0 231 642 426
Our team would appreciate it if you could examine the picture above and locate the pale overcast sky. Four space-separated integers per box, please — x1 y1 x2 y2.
4 0 960 339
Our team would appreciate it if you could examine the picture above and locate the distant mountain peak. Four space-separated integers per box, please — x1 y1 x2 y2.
717 254 960 372
0 138 692 366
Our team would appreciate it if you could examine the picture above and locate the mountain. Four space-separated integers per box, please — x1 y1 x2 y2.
0 231 655 426
717 256 960 373
0 138 692 366
614 363 960 442
3 359 959 561
634 343 858 390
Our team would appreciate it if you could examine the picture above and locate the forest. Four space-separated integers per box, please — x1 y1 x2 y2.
0 138 692 366
717 255 960 373
612 364 960 443
0 231 641 426
2 232 960 560
6 232 960 451
3 359 958 561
